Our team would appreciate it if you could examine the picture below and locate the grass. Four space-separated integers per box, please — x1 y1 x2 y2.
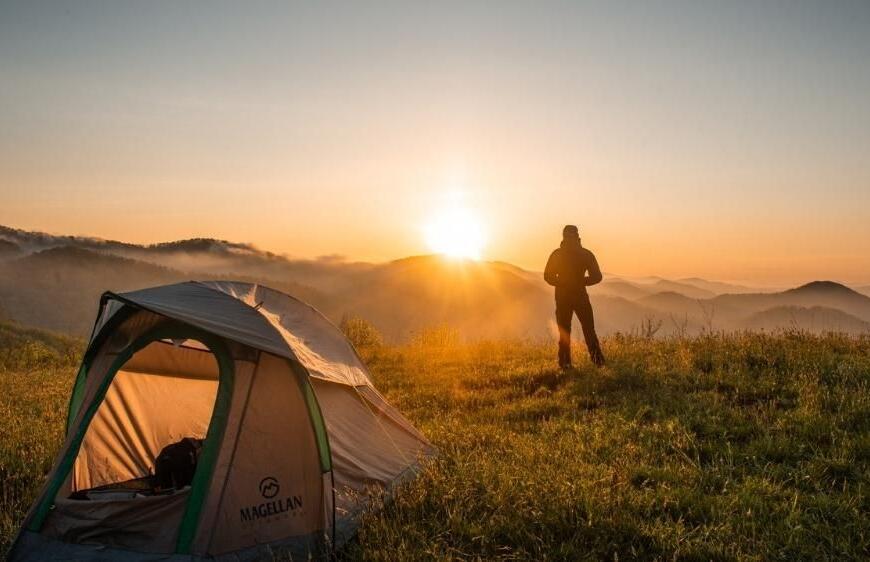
0 321 81 552
345 332 869 561
1 321 868 560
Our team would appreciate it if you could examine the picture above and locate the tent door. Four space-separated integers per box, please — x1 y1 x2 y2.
28 324 235 555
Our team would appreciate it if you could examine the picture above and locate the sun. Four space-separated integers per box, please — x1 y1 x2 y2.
424 204 486 260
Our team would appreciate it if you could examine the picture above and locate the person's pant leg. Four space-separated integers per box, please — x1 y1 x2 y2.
575 294 605 366
555 298 573 367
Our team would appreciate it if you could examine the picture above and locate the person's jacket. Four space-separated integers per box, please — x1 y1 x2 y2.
544 239 602 299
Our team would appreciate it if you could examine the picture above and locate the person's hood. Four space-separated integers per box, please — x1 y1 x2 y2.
560 238 583 251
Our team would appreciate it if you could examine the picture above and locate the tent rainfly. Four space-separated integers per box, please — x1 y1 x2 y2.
10 281 434 561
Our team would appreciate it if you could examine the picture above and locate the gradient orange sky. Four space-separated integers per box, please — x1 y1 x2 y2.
1 2 869 284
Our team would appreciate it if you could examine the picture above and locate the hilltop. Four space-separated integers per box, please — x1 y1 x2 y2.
2 324 868 559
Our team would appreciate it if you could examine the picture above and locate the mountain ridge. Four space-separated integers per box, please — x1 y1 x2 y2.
1 225 868 338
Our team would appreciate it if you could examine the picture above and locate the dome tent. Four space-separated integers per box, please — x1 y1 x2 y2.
10 281 434 561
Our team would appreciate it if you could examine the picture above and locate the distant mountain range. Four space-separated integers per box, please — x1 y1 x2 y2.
1 224 868 339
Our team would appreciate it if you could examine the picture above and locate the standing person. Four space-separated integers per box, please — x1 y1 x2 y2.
544 225 606 368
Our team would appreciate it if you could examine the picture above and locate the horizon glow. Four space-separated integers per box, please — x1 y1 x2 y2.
1 2 869 284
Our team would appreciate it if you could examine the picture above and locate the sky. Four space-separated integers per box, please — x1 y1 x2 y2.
1 1 869 284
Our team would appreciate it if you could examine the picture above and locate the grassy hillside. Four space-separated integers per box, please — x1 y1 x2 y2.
348 331 870 560
0 320 82 372
0 322 82 549
1 322 868 559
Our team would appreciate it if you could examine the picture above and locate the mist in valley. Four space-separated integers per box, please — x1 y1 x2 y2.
2 225 868 341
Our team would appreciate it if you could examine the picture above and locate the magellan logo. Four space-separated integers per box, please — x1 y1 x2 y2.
240 477 304 524
259 476 280 499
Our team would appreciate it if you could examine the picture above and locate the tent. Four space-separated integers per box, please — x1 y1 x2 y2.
10 281 434 561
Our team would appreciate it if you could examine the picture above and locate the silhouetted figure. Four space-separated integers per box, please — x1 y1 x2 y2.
544 225 605 368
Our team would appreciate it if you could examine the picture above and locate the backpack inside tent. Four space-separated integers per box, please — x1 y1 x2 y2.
10 281 435 561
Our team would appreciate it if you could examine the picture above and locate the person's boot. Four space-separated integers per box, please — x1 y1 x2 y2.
590 348 606 367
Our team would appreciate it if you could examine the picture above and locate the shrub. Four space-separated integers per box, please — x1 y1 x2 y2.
339 315 384 350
